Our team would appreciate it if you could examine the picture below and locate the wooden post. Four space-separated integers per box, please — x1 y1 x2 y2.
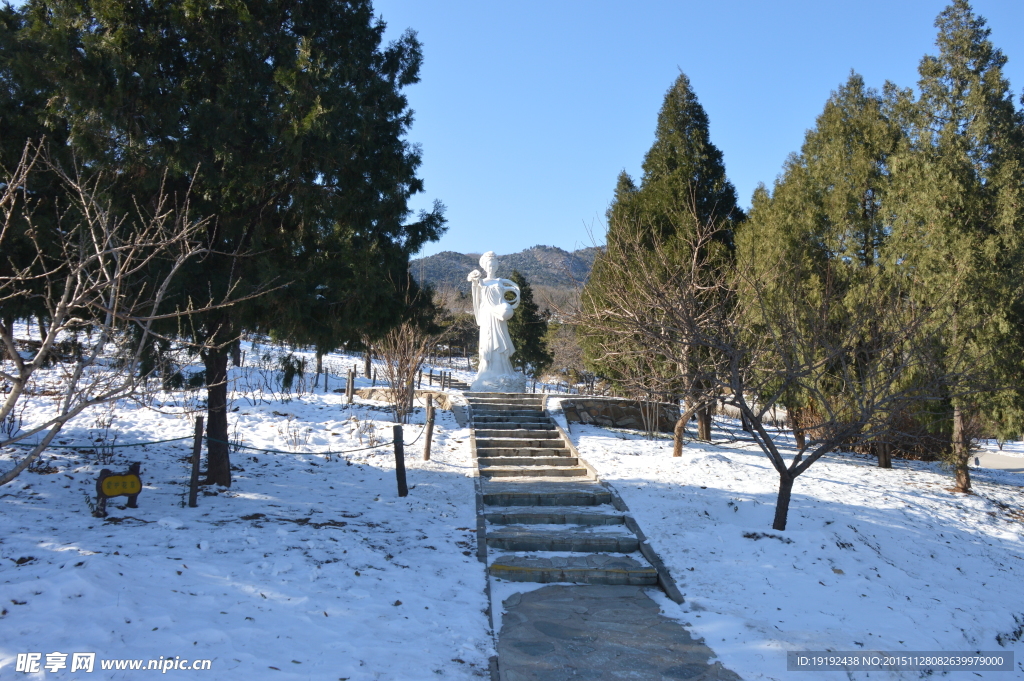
188 416 203 508
324 369 329 394
428 368 433 386
393 425 408 497
372 368 377 387
423 400 435 461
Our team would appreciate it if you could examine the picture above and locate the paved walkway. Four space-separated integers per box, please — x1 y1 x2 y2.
975 451 1024 473
466 392 741 681
497 585 741 681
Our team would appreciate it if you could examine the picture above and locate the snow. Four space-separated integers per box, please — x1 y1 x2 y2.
568 422 1024 680
1 346 491 680
5 334 1024 679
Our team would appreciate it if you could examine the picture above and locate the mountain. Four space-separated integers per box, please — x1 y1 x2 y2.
409 245 602 294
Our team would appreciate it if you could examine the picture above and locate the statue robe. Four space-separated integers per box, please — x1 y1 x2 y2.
472 277 516 376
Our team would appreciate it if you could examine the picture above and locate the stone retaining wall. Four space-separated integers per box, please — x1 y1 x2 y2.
355 388 455 410
560 397 680 433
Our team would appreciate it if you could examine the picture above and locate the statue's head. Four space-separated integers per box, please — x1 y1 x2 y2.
479 251 497 278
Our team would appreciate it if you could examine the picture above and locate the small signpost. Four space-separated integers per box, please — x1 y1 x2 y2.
93 462 142 518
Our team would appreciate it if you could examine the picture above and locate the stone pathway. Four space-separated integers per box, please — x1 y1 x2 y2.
466 392 741 681
497 586 741 681
974 450 1024 473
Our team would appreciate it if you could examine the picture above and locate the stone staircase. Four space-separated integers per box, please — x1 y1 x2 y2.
468 392 660 586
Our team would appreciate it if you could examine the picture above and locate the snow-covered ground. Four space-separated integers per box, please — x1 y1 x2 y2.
1 347 490 680
6 338 1024 680
567 418 1024 680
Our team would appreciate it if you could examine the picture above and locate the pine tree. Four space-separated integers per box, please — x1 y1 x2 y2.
21 0 446 485
507 270 551 378
888 0 1024 492
637 73 744 246
0 6 73 339
582 73 742 440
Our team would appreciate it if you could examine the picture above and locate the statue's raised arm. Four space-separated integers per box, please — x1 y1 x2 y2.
467 252 526 392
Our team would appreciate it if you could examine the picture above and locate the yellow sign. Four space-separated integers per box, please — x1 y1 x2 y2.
101 474 142 497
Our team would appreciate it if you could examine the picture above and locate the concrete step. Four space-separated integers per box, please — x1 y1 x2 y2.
482 480 612 507
488 554 658 586
469 403 545 411
471 421 554 430
475 438 565 449
474 428 560 439
477 447 572 457
473 414 552 423
478 456 578 467
467 393 542 400
480 465 588 478
470 408 546 418
487 525 640 552
485 507 627 526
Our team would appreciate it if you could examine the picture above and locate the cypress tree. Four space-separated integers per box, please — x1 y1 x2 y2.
888 0 1024 491
736 73 903 458
582 73 742 439
637 73 744 246
21 0 446 486
507 270 551 378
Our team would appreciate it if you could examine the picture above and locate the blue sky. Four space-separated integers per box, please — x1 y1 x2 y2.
372 0 1024 259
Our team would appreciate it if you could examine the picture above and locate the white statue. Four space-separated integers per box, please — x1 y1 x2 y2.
467 251 527 392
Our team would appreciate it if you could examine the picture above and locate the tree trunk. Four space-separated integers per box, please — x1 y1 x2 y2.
876 441 892 469
1 317 15 361
696 408 712 441
203 349 232 487
36 314 48 344
673 413 687 457
772 472 794 531
952 406 971 493
791 408 806 451
672 401 707 456
231 342 242 367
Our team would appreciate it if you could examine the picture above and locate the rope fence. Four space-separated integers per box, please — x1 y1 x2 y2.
5 422 428 457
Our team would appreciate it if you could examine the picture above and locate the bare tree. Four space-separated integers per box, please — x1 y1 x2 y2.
0 143 221 485
578 204 962 530
376 321 446 424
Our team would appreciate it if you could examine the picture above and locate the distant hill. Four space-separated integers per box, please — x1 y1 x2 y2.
410 245 602 294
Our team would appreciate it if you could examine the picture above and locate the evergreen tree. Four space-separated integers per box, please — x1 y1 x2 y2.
0 5 73 338
506 270 551 378
582 73 742 440
888 0 1024 492
20 0 446 485
637 72 744 246
736 73 904 459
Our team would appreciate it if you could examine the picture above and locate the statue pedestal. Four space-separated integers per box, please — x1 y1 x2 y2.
471 371 527 393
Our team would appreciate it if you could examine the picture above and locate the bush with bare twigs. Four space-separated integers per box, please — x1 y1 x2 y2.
0 143 231 485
